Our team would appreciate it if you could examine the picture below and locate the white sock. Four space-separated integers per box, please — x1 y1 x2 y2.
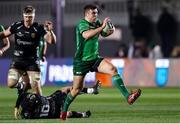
87 88 94 94
82 112 86 117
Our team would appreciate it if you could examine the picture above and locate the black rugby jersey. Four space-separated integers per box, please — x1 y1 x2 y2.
10 21 47 60
20 91 66 119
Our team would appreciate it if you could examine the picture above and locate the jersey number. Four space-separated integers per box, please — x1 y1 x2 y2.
40 104 50 117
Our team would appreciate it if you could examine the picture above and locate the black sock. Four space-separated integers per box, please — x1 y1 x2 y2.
69 111 83 118
80 88 87 94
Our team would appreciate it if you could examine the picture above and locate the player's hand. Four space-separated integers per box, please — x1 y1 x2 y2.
44 21 53 31
14 107 20 119
102 17 110 29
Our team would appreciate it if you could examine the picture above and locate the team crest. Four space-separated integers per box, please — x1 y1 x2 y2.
31 33 36 38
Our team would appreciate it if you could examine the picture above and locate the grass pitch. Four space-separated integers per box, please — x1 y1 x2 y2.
0 86 180 123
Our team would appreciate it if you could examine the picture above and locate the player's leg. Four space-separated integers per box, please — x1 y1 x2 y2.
7 68 23 89
97 59 141 104
21 73 31 91
80 80 101 94
27 71 42 95
61 80 101 95
60 75 85 120
17 72 31 94
67 110 91 118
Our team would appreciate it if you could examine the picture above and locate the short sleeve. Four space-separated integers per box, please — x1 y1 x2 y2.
78 22 89 34
9 22 17 34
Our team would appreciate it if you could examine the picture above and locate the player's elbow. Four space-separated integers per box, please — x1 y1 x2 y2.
82 32 92 40
82 34 89 40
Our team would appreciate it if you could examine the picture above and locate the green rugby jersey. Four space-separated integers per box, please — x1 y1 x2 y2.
74 19 102 61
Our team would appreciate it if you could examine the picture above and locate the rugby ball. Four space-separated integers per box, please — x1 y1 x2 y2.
102 21 115 33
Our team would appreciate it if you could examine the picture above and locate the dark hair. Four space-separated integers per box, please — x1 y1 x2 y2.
84 4 97 15
23 5 35 14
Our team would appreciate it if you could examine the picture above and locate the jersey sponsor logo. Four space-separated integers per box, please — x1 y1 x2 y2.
17 39 33 45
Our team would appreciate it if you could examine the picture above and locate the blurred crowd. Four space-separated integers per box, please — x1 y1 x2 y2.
116 0 180 59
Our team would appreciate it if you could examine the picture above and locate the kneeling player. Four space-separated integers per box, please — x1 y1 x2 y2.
14 83 101 119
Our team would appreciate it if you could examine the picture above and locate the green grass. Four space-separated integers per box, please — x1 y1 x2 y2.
0 86 180 123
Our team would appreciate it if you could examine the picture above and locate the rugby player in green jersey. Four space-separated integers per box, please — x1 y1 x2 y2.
0 25 10 56
60 4 141 120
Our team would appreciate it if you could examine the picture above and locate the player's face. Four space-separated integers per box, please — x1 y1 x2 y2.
86 9 98 22
23 13 35 26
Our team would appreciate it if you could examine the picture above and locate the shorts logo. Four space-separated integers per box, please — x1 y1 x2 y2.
31 33 36 38
76 72 82 74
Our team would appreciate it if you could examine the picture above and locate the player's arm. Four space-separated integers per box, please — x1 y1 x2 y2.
101 21 115 37
43 21 56 44
0 27 11 39
82 17 109 40
41 41 47 62
0 28 10 56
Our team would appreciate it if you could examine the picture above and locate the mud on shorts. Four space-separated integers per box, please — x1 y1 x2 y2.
73 57 104 76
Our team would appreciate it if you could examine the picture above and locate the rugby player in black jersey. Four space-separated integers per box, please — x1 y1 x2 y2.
14 83 102 119
0 5 56 95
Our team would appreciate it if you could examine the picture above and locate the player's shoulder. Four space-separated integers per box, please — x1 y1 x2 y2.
78 19 89 25
77 19 89 29
10 20 23 27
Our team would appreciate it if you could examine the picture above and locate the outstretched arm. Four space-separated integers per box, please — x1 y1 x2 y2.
0 37 10 56
0 27 12 39
43 21 56 44
0 27 11 56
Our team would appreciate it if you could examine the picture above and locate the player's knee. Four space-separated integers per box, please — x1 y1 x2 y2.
7 69 20 88
29 72 42 95
109 66 118 75
7 80 17 88
71 88 81 96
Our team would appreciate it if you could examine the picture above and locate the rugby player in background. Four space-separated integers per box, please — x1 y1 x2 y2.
0 5 56 95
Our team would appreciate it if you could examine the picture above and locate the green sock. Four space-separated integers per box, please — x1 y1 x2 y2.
62 93 75 112
112 74 130 99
